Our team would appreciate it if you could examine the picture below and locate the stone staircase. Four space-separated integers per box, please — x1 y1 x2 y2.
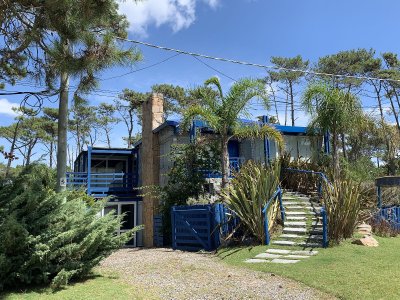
245 191 323 264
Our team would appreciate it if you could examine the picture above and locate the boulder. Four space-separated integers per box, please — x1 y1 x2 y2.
356 223 372 236
353 235 379 247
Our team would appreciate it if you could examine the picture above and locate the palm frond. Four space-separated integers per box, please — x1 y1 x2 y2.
233 124 284 152
181 105 221 132
204 76 224 99
223 78 268 121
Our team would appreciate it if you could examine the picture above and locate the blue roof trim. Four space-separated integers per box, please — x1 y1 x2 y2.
272 124 308 135
91 148 135 155
134 118 312 148
152 120 180 134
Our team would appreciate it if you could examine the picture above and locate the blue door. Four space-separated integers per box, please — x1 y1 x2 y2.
228 140 239 158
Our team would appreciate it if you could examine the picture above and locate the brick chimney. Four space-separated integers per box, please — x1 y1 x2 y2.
141 93 164 247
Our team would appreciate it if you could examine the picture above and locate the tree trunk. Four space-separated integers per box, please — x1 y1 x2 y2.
25 137 38 166
372 81 392 175
221 137 229 189
5 120 20 178
106 129 111 148
49 138 54 168
56 39 70 193
289 81 295 126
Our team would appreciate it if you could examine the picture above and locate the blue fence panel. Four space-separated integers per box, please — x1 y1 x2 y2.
171 204 237 251
378 206 400 230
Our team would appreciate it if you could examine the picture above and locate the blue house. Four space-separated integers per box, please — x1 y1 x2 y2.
66 147 143 247
67 93 329 247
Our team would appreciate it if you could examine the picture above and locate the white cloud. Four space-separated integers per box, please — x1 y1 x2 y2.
118 0 220 37
0 98 19 117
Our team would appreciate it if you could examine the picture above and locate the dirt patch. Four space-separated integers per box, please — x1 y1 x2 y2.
100 248 334 300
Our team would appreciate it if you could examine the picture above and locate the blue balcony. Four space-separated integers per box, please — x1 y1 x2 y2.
66 172 136 197
201 157 245 178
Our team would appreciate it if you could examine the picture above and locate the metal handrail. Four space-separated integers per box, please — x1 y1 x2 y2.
283 167 331 248
284 167 332 198
262 186 284 245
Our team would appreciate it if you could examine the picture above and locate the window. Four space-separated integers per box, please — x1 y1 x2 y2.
102 202 138 247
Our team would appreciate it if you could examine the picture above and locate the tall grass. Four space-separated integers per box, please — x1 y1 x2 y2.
323 177 363 243
221 161 280 243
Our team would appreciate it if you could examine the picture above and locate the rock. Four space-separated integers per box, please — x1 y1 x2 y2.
356 223 372 236
353 235 379 247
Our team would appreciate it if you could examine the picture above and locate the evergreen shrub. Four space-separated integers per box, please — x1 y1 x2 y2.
0 164 138 290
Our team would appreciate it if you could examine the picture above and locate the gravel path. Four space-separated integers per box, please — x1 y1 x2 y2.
100 248 334 300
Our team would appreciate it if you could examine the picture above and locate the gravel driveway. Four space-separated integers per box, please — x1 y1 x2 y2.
100 248 334 300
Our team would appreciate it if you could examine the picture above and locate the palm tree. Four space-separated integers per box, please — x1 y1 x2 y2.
182 77 284 188
302 83 363 177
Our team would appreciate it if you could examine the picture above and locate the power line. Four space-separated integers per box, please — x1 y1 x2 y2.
115 36 400 84
100 53 181 81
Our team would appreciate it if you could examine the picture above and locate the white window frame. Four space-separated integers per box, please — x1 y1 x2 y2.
101 201 138 247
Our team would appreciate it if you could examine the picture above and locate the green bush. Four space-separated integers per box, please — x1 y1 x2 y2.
323 177 363 243
221 161 280 244
0 164 138 290
280 151 329 195
158 138 220 244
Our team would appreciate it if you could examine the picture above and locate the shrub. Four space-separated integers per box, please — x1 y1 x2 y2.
221 161 280 244
159 138 220 244
371 218 400 237
0 164 138 290
323 177 363 243
280 152 329 195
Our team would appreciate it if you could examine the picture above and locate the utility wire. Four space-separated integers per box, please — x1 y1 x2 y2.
101 53 181 81
115 36 400 84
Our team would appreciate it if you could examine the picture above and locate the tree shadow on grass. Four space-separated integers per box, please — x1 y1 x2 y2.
0 272 110 298
216 246 254 259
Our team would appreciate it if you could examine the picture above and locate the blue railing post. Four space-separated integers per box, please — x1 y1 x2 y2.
278 188 285 223
213 204 222 249
318 177 322 199
87 146 92 195
264 209 270 245
321 206 328 248
377 186 382 208
171 206 176 250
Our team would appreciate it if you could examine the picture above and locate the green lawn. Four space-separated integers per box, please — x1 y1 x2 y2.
1 271 158 300
218 236 400 300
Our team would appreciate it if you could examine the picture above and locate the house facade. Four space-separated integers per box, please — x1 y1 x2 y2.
68 93 328 247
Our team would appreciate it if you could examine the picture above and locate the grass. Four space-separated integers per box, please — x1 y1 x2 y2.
1 270 158 300
218 236 400 300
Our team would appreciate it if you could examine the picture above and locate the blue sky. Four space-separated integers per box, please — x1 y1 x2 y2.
1 0 400 164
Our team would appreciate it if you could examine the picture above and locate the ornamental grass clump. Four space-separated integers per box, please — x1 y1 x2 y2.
0 164 140 290
221 161 280 244
323 177 363 244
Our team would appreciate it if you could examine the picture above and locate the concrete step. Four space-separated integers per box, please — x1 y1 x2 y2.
298 241 322 248
284 221 307 227
271 258 300 264
285 216 307 221
255 253 282 259
286 216 319 221
286 211 317 216
284 254 311 259
280 234 323 240
272 240 297 246
266 249 291 255
283 227 323 235
284 206 314 210
283 227 307 234
292 250 319 256
272 240 322 248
